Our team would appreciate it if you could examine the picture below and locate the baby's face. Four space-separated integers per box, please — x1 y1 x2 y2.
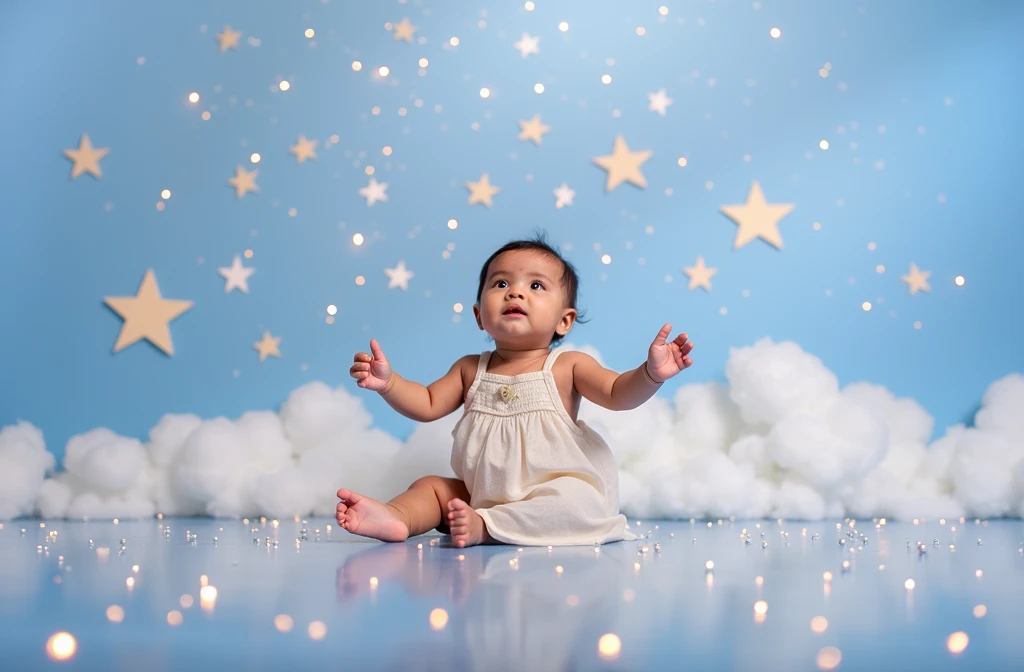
474 250 575 348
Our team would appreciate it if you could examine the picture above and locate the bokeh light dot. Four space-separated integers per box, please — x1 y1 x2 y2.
46 632 77 661
352 61 362 71
770 27 782 38
188 92 199 103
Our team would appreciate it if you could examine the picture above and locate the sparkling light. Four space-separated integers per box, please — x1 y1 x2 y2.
534 83 545 94
279 80 291 91
810 616 828 633
304 28 315 38
308 621 327 640
947 631 969 655
250 153 261 163
429 608 449 631
167 610 183 626
770 27 782 38
955 275 965 286
598 633 621 660
904 578 915 591
816 646 842 669
106 605 125 623
447 218 458 229
753 600 768 615
188 92 200 103
352 233 365 246
558 21 569 32
352 61 362 71
973 604 987 618
601 254 612 265
819 140 829 150
378 66 390 77
862 301 872 311
419 57 428 67
327 305 337 316
525 1 535 9
480 87 491 98
601 74 612 84
449 37 460 46
46 632 77 661
274 614 294 632
161 189 171 199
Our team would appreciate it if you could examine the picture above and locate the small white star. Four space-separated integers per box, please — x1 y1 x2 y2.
553 183 576 208
385 260 415 290
513 33 540 58
359 177 389 206
648 88 673 116
218 255 255 293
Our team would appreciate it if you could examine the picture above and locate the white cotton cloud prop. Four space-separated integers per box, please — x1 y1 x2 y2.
0 338 1021 522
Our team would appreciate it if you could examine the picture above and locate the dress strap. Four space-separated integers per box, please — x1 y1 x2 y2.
476 351 492 378
542 348 562 371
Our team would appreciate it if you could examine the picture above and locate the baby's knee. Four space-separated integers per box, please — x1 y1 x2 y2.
409 475 445 491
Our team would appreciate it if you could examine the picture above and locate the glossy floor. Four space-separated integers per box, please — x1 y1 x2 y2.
1 518 1022 670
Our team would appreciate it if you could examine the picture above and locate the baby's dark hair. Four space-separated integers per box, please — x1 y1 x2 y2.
475 229 589 347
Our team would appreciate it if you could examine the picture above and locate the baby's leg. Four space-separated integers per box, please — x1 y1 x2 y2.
388 476 472 537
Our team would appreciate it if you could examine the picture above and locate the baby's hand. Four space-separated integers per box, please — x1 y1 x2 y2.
350 339 394 392
646 323 694 383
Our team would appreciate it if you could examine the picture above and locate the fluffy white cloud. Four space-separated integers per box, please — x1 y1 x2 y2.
1 339 1021 522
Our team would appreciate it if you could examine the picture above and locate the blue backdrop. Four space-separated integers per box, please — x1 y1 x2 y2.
1 0 1022 462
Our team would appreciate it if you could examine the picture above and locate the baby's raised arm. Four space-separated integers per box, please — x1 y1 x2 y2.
350 339 469 422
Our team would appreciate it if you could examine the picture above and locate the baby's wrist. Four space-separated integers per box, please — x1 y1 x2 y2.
642 362 664 385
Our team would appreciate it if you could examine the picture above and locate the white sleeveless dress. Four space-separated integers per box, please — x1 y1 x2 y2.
450 348 637 546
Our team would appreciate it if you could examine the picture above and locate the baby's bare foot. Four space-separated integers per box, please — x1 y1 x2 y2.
336 488 409 542
447 498 492 548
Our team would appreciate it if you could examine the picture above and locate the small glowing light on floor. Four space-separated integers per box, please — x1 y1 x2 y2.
862 301 872 311
274 615 294 632
304 28 315 38
555 565 564 574
279 80 291 91
975 569 983 578
601 254 612 264
352 232 364 245
429 608 449 631
125 577 135 590
479 87 491 98
973 604 987 618
308 621 327 640
904 578 916 591
947 631 969 655
96 547 110 559
200 575 209 587
250 153 261 164
534 83 545 94
352 60 362 71
810 616 828 633
601 74 612 84
166 610 183 626
633 562 641 572
659 5 669 15
368 577 378 589
770 27 782 39
559 21 569 32
525 1 535 10
636 26 646 35
955 275 965 286
819 140 829 150
754 600 768 615
705 560 715 570
179 594 194 609
106 605 124 623
822 571 833 582
597 633 621 661
755 576 763 585
200 585 217 611
705 573 714 588
447 218 458 230
816 646 841 669
188 92 199 103
46 632 77 661
327 304 337 316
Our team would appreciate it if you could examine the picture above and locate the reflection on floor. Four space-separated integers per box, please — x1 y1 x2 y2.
1 517 1022 670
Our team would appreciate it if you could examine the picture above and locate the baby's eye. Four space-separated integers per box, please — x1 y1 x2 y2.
531 281 544 290
494 280 507 288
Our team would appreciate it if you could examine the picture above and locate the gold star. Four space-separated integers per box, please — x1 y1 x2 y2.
392 17 418 42
466 174 500 207
683 257 718 292
518 115 551 146
63 134 109 180
103 270 193 356
228 165 259 199
900 263 932 295
216 25 242 51
719 181 795 250
591 135 652 192
290 136 318 163
253 332 281 361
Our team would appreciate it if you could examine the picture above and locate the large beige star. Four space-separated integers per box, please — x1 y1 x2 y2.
253 332 281 361
592 135 652 192
900 263 932 295
217 26 242 51
290 136 318 163
467 174 500 207
392 17 418 42
64 134 109 180
228 165 259 198
518 115 551 146
683 256 717 292
719 181 795 250
104 270 193 356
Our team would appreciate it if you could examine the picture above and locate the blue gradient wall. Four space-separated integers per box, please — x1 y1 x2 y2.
1 0 1021 462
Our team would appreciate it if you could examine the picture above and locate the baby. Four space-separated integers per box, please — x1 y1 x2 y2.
335 233 694 547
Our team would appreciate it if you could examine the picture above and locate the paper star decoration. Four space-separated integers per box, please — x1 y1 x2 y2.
218 255 255 293
64 134 109 180
682 257 718 292
103 269 193 356
901 263 932 295
228 166 259 199
290 136 318 163
719 181 795 250
513 33 540 57
359 177 389 206
518 115 551 146
385 261 415 290
592 136 653 192
466 174 500 207
554 183 576 209
392 18 418 42
253 332 281 362
648 89 673 116
216 26 242 51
